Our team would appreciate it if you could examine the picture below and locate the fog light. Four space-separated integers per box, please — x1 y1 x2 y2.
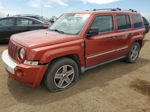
24 60 39 65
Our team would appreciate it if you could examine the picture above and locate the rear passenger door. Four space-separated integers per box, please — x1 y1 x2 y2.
15 18 35 33
115 14 132 57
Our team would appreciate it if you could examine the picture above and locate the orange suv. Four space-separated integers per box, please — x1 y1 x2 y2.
2 8 149 92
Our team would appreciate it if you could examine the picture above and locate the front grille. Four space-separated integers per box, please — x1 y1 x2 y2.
8 40 18 60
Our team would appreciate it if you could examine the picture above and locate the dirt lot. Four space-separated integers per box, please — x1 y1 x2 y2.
0 33 150 112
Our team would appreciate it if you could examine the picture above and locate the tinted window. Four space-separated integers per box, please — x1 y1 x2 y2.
17 18 33 25
34 20 42 24
117 15 131 30
90 15 113 34
0 18 15 27
133 15 143 28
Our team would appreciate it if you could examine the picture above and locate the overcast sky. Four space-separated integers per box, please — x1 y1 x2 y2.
0 0 150 20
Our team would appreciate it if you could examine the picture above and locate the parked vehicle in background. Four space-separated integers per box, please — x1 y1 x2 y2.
2 8 149 92
0 16 49 42
15 14 50 24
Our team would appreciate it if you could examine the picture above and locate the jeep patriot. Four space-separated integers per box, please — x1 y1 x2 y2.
2 8 149 92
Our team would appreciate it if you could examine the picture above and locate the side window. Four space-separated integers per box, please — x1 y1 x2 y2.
33 20 41 25
117 15 131 30
90 15 113 34
16 18 33 25
133 15 143 28
0 18 15 27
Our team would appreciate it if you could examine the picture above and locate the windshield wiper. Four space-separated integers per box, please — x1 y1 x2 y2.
49 29 64 34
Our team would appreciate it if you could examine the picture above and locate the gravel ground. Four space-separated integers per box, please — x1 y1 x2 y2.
0 33 150 112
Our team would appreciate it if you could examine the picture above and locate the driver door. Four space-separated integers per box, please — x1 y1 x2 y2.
85 15 119 67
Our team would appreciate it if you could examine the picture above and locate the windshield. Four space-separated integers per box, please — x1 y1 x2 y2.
49 14 90 35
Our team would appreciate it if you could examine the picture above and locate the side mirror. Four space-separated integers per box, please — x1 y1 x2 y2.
86 29 99 38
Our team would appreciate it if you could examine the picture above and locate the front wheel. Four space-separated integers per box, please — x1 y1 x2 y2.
125 42 140 63
44 58 79 92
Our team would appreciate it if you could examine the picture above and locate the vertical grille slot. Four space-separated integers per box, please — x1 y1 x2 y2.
8 41 18 60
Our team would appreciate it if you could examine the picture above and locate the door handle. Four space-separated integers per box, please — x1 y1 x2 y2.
108 37 116 40
128 33 133 37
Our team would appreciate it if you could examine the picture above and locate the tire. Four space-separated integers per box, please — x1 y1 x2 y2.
125 42 140 63
44 57 79 92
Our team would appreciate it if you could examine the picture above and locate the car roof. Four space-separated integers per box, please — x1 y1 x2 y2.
66 9 141 15
14 15 49 24
0 16 44 23
15 14 41 17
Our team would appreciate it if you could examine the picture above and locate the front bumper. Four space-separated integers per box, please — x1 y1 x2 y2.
2 50 48 88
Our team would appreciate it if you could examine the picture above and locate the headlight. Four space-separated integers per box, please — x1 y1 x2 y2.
19 48 25 60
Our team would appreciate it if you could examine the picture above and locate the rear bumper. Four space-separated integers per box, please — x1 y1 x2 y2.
2 50 48 88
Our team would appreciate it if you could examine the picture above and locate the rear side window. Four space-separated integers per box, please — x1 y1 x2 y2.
117 15 131 30
90 15 113 34
133 15 143 28
33 20 42 25
17 18 33 25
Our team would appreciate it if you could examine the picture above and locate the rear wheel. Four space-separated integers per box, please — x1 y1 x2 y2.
125 42 140 63
44 58 79 92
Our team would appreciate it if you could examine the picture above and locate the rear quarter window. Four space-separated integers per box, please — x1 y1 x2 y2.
33 20 42 25
132 15 143 28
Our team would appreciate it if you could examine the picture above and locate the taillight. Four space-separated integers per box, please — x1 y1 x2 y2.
43 25 49 29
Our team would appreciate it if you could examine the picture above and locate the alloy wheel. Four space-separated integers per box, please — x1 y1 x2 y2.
54 65 75 89
130 45 139 61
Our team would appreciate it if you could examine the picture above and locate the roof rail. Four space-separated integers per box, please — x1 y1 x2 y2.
87 8 137 12
129 9 137 12
92 8 121 11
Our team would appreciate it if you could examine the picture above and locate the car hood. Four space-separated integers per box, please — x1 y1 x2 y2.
11 30 79 48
